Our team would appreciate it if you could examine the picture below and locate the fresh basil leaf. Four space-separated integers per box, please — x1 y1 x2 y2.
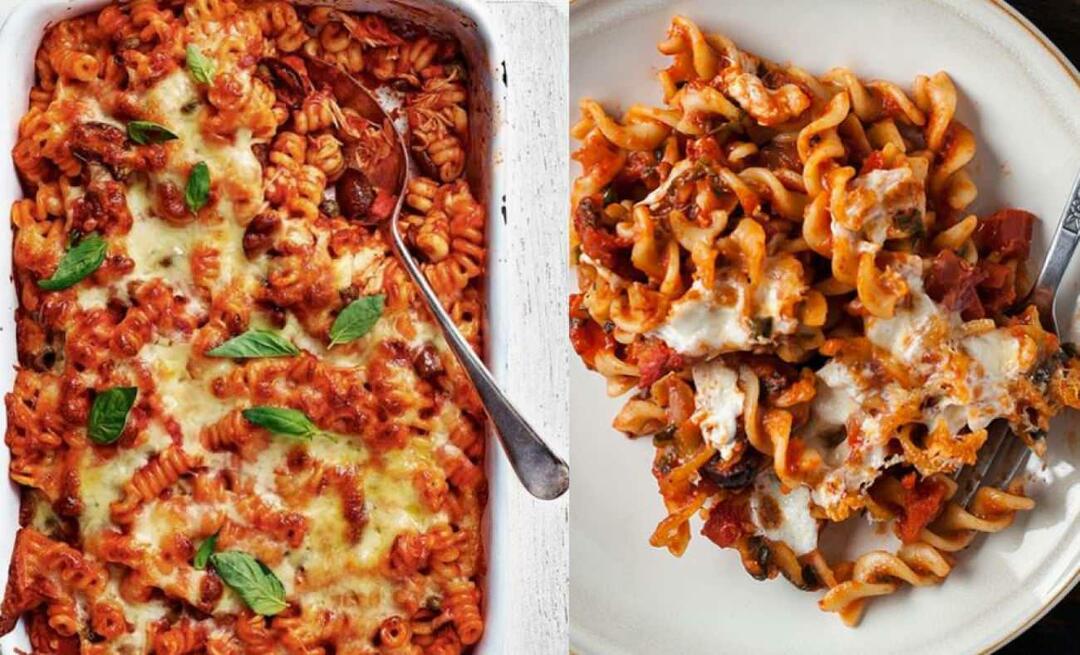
207 330 300 359
186 161 211 213
87 387 138 445
37 234 107 290
209 551 286 616
186 45 216 85
242 406 318 440
328 295 385 347
193 532 218 570
126 120 178 145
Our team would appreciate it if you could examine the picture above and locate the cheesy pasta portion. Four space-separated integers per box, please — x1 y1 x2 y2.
2 2 487 653
569 16 1080 625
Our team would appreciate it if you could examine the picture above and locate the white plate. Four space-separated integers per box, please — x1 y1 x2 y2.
569 1 1080 653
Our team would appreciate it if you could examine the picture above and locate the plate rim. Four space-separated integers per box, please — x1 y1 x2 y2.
568 1 1080 652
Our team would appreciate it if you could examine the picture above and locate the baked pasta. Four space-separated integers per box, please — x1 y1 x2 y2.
3 2 487 653
569 15 1080 625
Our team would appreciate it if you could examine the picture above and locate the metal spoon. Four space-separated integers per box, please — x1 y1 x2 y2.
305 58 569 500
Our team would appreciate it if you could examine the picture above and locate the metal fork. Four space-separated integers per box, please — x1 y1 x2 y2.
953 172 1080 508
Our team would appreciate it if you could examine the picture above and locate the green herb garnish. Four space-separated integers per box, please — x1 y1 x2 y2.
126 120 178 145
208 551 286 615
751 316 774 339
186 45 216 85
87 387 138 445
601 186 618 206
328 295 385 347
893 209 925 238
193 532 218 570
37 234 107 290
207 330 300 359
185 161 210 213
242 406 319 440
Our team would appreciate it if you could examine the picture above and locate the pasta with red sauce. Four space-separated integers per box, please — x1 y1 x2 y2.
3 1 488 651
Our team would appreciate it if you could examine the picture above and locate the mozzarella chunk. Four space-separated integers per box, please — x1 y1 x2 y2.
845 166 926 244
752 254 806 336
750 472 819 555
691 359 744 460
651 279 752 357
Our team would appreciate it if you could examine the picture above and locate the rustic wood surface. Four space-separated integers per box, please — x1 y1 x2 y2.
477 2 569 655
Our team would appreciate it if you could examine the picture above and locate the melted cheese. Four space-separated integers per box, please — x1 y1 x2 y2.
805 359 907 512
651 279 752 357
804 257 1040 515
690 359 744 460
845 166 926 244
145 70 264 226
751 255 806 336
331 244 389 292
638 159 693 208
141 341 235 448
750 472 818 555
867 260 1033 432
864 258 942 364
652 263 804 357
805 360 861 440
78 422 173 535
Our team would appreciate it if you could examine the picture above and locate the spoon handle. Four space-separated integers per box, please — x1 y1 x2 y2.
388 220 570 500
1027 171 1080 331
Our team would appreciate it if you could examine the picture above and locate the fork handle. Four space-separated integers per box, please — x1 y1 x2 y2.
388 221 570 500
1027 172 1080 329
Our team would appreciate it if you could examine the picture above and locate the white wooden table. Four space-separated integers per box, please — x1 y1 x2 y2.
473 2 568 654
0 1 569 653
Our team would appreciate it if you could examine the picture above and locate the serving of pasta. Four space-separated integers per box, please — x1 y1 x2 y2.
2 1 488 652
569 15 1080 625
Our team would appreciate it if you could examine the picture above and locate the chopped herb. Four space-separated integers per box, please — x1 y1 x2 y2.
655 449 677 475
601 186 618 206
800 563 820 591
751 316 774 339
893 209 925 238
651 424 676 447
193 532 218 570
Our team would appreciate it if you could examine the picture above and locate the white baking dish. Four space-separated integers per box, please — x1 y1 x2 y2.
0 1 555 652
